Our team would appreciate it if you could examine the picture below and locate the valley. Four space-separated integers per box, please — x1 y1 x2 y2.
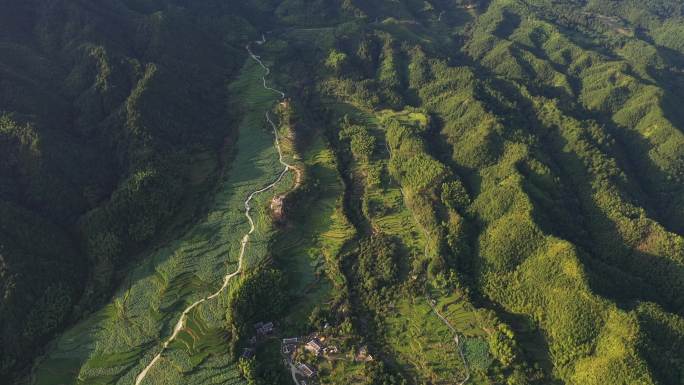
33 42 294 385
1 1 684 385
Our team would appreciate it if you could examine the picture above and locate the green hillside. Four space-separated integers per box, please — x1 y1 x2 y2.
1 1 683 385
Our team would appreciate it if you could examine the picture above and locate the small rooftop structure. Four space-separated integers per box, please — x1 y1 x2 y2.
356 346 374 362
282 337 299 345
242 348 255 359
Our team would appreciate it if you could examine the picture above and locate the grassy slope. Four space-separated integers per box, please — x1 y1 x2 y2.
32 52 290 385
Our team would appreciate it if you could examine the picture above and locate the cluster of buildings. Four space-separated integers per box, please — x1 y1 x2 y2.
255 321 275 336
242 321 277 359
281 336 318 380
242 321 363 384
281 334 341 382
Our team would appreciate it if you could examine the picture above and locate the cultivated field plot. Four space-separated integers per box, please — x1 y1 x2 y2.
272 132 355 328
317 354 367 385
386 291 492 385
385 298 470 384
327 102 428 255
431 293 488 339
371 109 433 253
32 52 291 385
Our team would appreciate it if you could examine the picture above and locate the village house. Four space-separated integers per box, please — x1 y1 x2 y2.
297 363 316 378
305 338 323 356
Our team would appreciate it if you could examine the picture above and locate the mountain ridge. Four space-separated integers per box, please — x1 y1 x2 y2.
1 1 683 384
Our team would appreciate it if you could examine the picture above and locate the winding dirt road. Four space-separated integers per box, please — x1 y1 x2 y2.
134 36 293 385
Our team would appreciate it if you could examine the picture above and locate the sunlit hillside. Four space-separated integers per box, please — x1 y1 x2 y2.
1 1 683 385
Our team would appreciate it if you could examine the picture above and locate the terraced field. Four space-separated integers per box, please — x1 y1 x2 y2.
328 103 429 254
272 132 355 328
325 101 497 384
431 294 487 339
32 50 291 385
385 292 488 385
385 297 469 384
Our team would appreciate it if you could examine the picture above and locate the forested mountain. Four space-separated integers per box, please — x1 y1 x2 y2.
1 0 683 384
0 0 268 379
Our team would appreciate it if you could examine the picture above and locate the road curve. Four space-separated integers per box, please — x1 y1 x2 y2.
134 36 292 385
